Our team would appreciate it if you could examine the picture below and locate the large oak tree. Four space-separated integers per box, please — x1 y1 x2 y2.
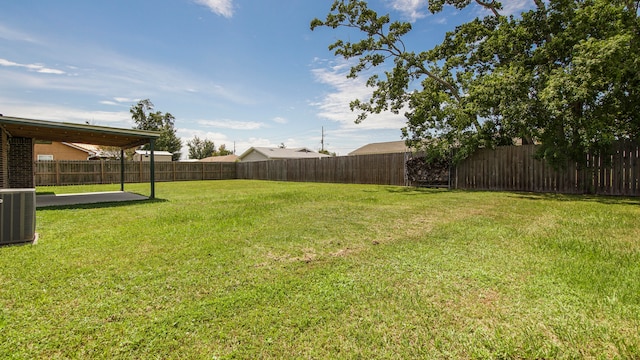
312 0 640 166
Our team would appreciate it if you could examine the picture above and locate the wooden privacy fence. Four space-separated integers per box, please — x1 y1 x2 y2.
34 143 640 196
35 161 237 186
35 154 408 187
455 142 640 196
236 153 408 186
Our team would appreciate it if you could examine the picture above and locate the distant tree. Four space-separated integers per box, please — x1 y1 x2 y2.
187 136 217 159
97 145 124 159
319 149 336 156
278 143 286 149
130 99 182 160
123 147 137 160
217 144 233 156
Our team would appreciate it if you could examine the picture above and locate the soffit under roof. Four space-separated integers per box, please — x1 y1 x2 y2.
0 116 160 148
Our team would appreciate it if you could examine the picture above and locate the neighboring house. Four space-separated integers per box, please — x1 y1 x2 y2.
34 142 113 161
239 147 330 162
133 150 173 162
348 141 411 156
200 154 239 162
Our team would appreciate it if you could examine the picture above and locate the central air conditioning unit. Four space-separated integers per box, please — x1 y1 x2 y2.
0 188 36 245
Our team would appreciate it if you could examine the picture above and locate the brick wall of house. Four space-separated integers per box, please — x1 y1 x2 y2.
8 137 34 188
0 130 7 188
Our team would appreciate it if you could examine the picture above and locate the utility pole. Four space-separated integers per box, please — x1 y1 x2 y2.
321 127 325 152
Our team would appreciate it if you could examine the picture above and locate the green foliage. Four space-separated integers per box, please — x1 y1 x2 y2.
186 136 216 159
96 145 124 159
187 137 234 159
318 149 337 156
3 181 639 358
312 0 640 167
217 144 233 156
130 99 182 160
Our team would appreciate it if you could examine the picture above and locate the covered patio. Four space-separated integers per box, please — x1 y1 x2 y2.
0 115 161 245
0 115 161 200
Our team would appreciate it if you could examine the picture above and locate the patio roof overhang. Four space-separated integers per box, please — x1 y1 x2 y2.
0 115 160 148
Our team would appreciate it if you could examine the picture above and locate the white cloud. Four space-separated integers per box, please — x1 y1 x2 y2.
194 0 234 18
499 0 535 16
0 42 255 106
198 119 265 130
99 97 142 107
0 58 65 75
36 67 65 75
389 0 427 22
113 97 138 103
272 117 287 124
235 137 277 155
390 0 535 22
310 60 406 131
0 24 39 43
101 97 143 107
178 128 229 142
0 100 133 128
473 0 535 16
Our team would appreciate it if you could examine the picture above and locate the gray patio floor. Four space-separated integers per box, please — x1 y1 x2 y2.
36 191 148 208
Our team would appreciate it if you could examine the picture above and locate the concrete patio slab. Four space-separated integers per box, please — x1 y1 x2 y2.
37 191 148 208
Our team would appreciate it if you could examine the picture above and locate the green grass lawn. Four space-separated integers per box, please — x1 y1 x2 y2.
2 180 639 359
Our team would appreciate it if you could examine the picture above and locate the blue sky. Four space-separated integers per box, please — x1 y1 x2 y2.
0 0 532 157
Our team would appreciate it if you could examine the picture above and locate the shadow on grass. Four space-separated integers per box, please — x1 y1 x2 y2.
37 198 168 211
385 186 451 195
509 192 640 206
387 186 640 205
0 240 36 248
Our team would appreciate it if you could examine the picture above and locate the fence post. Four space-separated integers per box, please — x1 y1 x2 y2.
100 160 105 185
120 150 125 190
55 160 60 186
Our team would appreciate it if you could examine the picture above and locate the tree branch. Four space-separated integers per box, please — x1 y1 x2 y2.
475 0 501 17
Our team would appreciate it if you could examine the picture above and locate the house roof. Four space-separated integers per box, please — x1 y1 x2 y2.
348 141 410 156
200 154 239 162
62 143 124 159
239 147 330 161
61 142 98 155
0 115 160 148
135 150 173 156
